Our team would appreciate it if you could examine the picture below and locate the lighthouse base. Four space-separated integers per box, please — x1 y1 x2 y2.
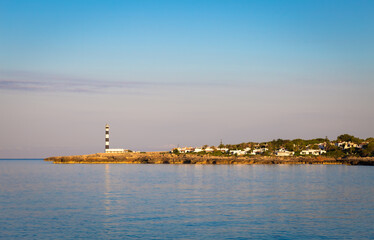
105 149 128 153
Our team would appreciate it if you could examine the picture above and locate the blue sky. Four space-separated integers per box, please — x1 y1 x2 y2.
0 0 373 157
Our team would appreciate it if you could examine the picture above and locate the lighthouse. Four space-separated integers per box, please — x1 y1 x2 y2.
104 124 128 153
105 124 110 151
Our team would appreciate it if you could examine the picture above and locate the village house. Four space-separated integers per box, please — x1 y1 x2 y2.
204 147 215 153
216 147 229 153
229 150 247 155
175 147 194 153
335 141 358 149
300 149 326 156
194 148 203 153
318 143 327 150
275 148 294 156
252 147 268 155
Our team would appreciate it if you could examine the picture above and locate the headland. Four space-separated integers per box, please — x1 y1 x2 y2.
45 152 374 165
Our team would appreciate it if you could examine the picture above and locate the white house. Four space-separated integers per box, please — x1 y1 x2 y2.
175 147 194 153
216 148 229 153
244 147 251 152
252 148 268 155
275 148 294 156
230 150 247 155
300 149 326 156
335 141 358 149
204 147 214 153
194 148 203 153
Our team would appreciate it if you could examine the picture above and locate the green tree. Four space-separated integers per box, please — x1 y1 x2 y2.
292 139 306 151
172 149 179 154
261 150 271 156
212 151 223 156
337 134 353 142
285 142 294 151
366 142 374 155
326 149 345 158
309 144 320 150
337 134 363 143
271 139 288 149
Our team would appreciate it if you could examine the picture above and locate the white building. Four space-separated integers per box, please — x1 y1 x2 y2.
204 147 214 153
230 150 247 155
335 141 358 149
105 148 128 153
275 148 294 156
244 147 251 152
216 148 229 153
194 148 203 153
251 148 268 155
300 149 326 156
175 147 194 153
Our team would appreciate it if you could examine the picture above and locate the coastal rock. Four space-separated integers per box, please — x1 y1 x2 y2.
44 153 374 166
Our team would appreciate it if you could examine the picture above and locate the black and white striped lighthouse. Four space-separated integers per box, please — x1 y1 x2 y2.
105 124 109 151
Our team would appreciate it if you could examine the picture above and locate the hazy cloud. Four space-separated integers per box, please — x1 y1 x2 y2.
0 70 237 94
0 70 154 93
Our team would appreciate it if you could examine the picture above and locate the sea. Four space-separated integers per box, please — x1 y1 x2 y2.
0 160 373 239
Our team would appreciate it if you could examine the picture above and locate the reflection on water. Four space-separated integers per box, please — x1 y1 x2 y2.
104 164 111 213
0 161 373 239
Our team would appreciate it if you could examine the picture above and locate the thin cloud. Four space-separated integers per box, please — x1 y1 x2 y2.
0 70 240 94
0 70 155 93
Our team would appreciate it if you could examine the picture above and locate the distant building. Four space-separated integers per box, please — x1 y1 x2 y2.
216 148 229 153
229 150 247 155
244 147 251 152
275 148 294 156
175 147 194 153
194 148 203 153
106 149 129 153
252 148 268 155
204 147 214 153
318 143 327 150
335 141 358 149
300 149 326 156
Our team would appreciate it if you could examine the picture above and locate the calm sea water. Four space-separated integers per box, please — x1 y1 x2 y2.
0 160 373 239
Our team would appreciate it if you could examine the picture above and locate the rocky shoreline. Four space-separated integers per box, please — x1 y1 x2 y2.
45 152 374 166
